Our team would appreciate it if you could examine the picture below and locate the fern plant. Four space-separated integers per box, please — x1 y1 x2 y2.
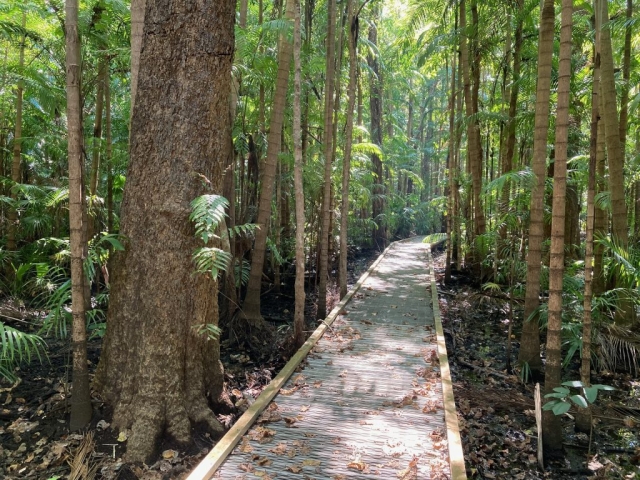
189 194 257 280
1 322 46 382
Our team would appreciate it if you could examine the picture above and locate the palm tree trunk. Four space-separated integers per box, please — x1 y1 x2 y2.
7 12 26 253
317 0 337 319
66 0 92 431
293 0 306 348
518 0 555 377
339 0 358 299
242 0 295 326
543 0 573 455
576 7 600 431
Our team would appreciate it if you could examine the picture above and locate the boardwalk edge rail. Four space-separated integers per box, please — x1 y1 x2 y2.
186 242 394 480
426 242 467 480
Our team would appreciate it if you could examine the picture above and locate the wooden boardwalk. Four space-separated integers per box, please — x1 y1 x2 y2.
189 237 465 480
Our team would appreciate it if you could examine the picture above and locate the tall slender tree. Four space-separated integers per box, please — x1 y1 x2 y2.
339 0 358 299
292 0 305 347
317 0 337 319
241 0 295 330
65 0 92 431
543 0 573 454
518 0 555 377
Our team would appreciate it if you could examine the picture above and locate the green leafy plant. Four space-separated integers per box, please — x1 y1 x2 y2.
543 380 615 416
190 194 257 280
0 321 47 382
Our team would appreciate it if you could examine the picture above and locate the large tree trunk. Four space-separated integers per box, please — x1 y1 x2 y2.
292 0 305 348
66 0 92 432
7 12 26 253
543 0 572 456
445 7 458 284
317 0 337 319
240 0 295 331
518 0 555 378
94 0 234 462
368 5 385 249
339 0 358 299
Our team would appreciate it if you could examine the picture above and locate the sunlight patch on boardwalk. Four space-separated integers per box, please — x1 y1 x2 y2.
212 238 453 479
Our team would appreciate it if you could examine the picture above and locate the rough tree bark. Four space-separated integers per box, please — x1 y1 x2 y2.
543 0 572 455
94 0 234 462
518 0 555 377
66 0 92 432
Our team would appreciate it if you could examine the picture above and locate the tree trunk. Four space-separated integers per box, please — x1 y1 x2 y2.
598 0 632 325
65 0 92 432
618 0 631 148
293 0 305 347
241 0 295 328
518 0 554 378
599 0 627 249
94 0 234 462
90 57 106 197
105 64 114 234
543 0 572 456
339 0 358 299
317 0 337 319
576 9 600 431
368 5 385 250
7 12 26 253
445 6 457 284
130 0 146 119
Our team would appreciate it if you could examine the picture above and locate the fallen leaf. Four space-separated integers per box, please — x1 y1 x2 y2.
347 460 367 471
161 449 177 459
300 405 310 412
238 463 255 472
286 465 303 473
268 442 288 455
117 431 128 442
302 459 321 467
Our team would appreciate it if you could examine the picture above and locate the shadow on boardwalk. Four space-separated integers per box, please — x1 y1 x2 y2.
208 238 457 479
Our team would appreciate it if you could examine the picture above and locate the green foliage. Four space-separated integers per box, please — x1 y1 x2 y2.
0 321 46 382
543 381 615 416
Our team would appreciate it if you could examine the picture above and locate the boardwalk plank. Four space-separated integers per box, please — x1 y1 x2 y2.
190 237 464 480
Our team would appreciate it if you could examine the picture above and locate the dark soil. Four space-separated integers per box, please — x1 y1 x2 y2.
0 246 382 479
432 251 640 480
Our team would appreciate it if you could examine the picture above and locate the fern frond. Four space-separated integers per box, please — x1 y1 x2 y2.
193 247 232 280
189 194 229 244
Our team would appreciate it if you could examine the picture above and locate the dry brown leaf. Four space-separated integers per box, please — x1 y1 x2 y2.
300 405 310 412
286 464 304 473
255 456 272 466
302 459 321 466
347 460 367 471
268 442 288 455
238 463 255 472
284 417 297 427
313 381 323 388
238 440 253 453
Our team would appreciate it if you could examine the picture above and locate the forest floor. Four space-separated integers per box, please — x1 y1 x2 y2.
0 244 639 479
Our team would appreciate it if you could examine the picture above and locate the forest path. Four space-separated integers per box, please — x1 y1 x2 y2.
190 237 465 479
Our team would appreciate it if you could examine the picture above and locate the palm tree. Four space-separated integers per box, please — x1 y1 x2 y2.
543 0 573 454
518 0 555 378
